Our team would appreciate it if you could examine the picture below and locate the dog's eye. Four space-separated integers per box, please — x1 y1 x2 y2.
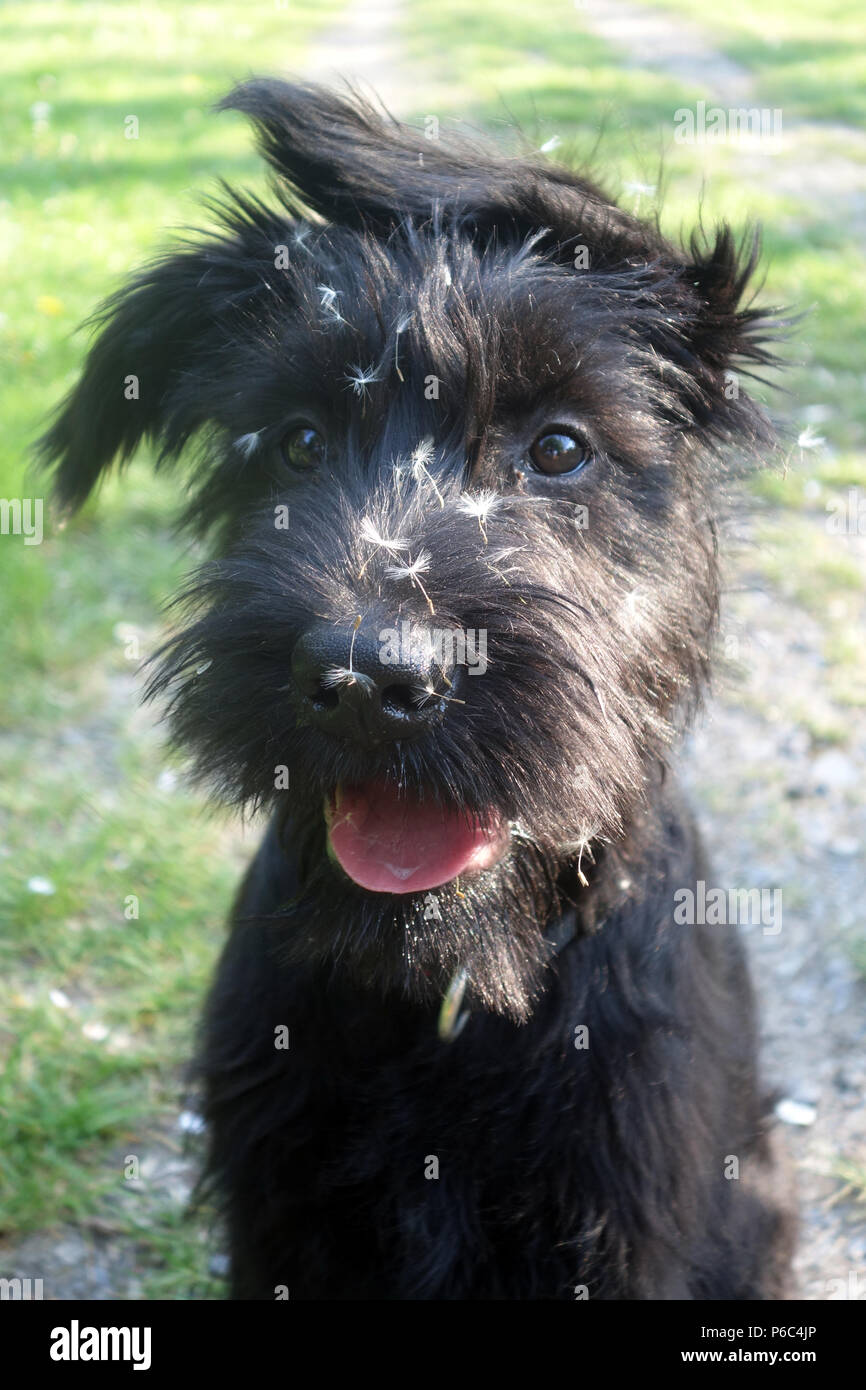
528 431 591 476
282 425 326 471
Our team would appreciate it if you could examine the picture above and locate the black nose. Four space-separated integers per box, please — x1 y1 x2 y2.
291 615 460 743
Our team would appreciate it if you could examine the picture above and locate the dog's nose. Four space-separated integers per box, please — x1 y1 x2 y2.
291 616 459 743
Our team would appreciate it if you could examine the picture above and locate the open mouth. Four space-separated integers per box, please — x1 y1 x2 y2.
325 781 509 895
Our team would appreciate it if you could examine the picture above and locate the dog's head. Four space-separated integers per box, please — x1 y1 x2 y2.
41 81 779 1018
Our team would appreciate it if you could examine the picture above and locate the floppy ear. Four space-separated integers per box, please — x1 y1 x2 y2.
219 79 657 263
38 239 257 512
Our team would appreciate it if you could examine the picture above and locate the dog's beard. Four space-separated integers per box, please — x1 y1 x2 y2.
148 476 716 1019
265 806 567 1022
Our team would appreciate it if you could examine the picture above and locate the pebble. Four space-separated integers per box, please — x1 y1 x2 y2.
775 1098 818 1127
811 750 857 792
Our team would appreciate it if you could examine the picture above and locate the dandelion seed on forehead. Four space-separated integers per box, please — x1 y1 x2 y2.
410 437 444 507
411 437 435 469
317 283 345 323
233 431 263 459
346 364 381 398
394 312 412 382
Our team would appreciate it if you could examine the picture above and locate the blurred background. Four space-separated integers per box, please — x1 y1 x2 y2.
0 0 863 1299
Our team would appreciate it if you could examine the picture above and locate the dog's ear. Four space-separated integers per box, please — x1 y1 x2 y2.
219 78 652 259
646 225 781 449
38 240 256 512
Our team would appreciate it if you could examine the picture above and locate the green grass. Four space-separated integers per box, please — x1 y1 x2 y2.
0 0 341 1297
644 0 866 123
2 0 865 1296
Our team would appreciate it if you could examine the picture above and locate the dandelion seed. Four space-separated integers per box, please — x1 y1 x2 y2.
410 437 444 507
623 180 656 216
484 544 526 586
233 431 262 459
358 518 411 576
459 490 501 542
386 551 435 614
418 681 464 706
576 841 590 888
317 283 345 324
322 664 375 693
346 364 380 398
347 613 363 676
797 426 825 451
394 312 412 382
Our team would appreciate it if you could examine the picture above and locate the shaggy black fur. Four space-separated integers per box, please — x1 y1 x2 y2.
41 80 795 1299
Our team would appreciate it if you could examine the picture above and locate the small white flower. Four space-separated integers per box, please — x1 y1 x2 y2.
178 1111 207 1135
50 989 71 1009
82 1021 110 1042
539 135 561 153
27 876 55 896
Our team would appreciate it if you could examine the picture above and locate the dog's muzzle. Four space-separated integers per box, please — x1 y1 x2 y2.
291 612 460 745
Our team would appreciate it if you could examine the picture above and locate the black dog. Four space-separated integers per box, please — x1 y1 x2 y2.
41 80 794 1299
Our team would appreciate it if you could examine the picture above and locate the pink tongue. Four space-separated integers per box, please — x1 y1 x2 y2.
327 782 505 894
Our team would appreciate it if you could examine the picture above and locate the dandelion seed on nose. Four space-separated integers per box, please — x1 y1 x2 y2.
322 665 375 693
386 551 435 615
